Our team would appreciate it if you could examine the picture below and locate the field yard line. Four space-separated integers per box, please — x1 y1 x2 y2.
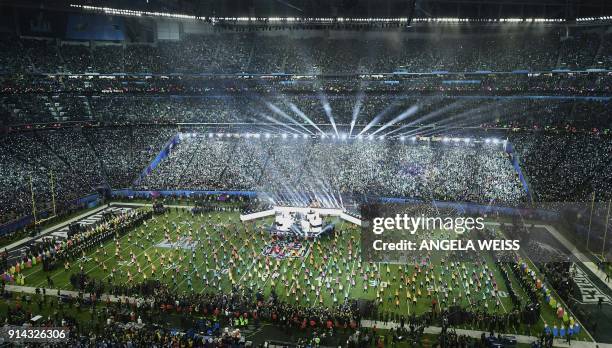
26 209 138 282
176 224 253 289
30 213 158 288
99 213 191 283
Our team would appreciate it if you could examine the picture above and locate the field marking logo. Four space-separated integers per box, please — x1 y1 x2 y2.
573 265 612 305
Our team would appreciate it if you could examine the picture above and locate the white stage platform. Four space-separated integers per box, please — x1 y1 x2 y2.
240 206 362 238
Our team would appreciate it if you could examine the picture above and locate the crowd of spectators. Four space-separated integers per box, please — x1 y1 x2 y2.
1 27 611 74
138 136 526 205
1 123 610 227
509 132 612 202
0 126 173 225
3 94 611 131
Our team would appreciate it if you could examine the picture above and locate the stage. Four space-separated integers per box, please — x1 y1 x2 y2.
240 206 362 238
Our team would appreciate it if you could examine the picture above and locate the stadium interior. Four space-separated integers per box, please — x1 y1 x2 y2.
1 0 612 347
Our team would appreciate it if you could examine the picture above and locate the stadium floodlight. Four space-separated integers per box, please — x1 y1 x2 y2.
320 96 339 137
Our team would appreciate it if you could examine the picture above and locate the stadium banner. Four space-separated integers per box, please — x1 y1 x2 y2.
506 142 533 201
133 133 181 187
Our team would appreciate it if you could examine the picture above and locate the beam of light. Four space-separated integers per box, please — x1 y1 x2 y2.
265 102 315 135
319 94 339 136
288 102 325 135
418 101 502 137
370 105 419 136
357 102 396 136
389 100 469 138
349 92 365 136
260 114 307 135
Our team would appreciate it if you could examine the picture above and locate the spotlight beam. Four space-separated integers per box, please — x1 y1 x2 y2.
370 105 419 136
265 102 315 135
260 114 307 135
289 103 326 135
319 94 339 137
388 100 467 138
349 92 365 136
357 102 396 136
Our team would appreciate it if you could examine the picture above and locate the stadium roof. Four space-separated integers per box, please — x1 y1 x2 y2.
4 0 612 22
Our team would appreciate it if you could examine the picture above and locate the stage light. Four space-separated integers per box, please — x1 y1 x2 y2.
341 133 347 140
302 134 308 139
244 133 251 138
400 136 405 141
225 133 232 138
321 134 327 139
254 133 261 138
464 138 471 143
217 133 223 138
485 138 491 144
265 133 271 139
357 134 363 140
292 133 298 139
442 137 450 142
492 138 499 144
368 135 374 141
411 136 417 141
208 133 214 138
452 138 460 143
282 133 288 139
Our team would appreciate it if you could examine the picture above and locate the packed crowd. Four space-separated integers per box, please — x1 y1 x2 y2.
139 135 526 204
3 94 611 131
1 28 611 74
0 126 172 225
2 123 611 227
509 132 612 202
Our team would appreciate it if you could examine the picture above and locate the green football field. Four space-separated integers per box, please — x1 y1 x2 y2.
19 207 590 340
